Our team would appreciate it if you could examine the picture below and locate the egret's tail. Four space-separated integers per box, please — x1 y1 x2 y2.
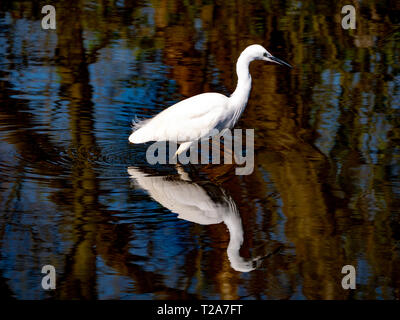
128 128 150 143
128 116 152 143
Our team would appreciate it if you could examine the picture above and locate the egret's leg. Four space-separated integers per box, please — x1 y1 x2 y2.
208 139 222 163
212 141 238 164
174 141 192 158
222 144 239 164
175 163 191 181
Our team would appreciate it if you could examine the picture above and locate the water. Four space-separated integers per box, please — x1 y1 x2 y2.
0 0 399 300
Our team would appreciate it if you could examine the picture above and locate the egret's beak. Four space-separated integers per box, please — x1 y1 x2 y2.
267 55 292 68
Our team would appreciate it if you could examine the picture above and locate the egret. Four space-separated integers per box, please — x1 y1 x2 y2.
128 44 292 156
127 165 263 272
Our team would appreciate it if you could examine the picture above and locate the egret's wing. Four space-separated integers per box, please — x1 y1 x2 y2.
129 93 230 143
127 167 224 224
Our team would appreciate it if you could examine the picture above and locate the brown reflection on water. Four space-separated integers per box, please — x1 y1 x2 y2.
54 3 98 299
0 0 399 299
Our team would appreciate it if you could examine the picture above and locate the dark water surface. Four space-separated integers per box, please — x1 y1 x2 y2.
0 0 399 299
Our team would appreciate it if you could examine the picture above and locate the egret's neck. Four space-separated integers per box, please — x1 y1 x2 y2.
230 54 252 108
224 209 256 272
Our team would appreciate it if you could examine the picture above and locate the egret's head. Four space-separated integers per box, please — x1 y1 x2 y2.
244 44 292 68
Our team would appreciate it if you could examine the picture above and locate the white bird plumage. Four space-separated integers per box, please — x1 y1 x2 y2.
127 166 263 272
128 44 291 156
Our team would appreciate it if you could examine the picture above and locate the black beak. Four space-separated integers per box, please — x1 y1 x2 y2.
270 56 292 68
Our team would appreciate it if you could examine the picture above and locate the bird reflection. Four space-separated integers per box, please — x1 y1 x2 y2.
127 165 262 272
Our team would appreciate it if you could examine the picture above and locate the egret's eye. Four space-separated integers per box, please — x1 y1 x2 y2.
263 52 269 57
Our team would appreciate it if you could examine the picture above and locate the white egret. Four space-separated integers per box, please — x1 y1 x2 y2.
128 44 292 156
127 166 263 272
